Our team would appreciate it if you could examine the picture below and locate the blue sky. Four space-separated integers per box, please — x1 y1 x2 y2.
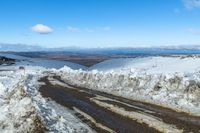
0 0 200 48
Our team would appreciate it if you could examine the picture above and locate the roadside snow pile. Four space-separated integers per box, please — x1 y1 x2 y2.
59 56 200 115
24 68 93 133
0 66 94 133
0 69 44 133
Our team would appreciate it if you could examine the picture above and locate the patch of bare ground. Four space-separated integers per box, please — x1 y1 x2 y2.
32 116 47 133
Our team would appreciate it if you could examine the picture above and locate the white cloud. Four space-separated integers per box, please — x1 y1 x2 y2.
182 0 200 9
31 24 53 34
187 28 200 35
67 26 80 32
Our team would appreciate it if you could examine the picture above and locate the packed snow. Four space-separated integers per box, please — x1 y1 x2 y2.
1 54 200 132
0 69 44 132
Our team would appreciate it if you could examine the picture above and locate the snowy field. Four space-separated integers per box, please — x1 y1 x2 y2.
0 54 200 132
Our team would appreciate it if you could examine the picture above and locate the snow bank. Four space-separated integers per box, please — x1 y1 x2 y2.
0 82 6 97
24 68 93 133
59 56 200 115
0 70 44 133
0 66 93 133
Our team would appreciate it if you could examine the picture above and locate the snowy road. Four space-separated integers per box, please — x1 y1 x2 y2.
38 75 200 133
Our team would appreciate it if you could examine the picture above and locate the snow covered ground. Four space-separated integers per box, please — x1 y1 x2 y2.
90 56 200 74
59 56 200 116
0 53 86 69
0 64 92 132
1 54 200 132
0 68 44 132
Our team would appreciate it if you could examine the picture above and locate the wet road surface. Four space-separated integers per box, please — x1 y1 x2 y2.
39 75 200 133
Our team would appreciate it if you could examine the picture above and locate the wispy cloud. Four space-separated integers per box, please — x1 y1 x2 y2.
182 0 200 9
187 28 200 35
100 26 111 31
67 26 80 32
66 26 111 33
31 24 53 34
85 28 95 33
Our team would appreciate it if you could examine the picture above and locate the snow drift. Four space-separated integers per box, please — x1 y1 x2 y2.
59 56 200 115
90 56 200 74
0 66 93 133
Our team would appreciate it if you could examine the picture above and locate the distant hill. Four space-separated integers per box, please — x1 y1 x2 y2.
0 43 44 51
1 43 200 54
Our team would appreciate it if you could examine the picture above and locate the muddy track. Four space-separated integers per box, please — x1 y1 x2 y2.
38 75 200 133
